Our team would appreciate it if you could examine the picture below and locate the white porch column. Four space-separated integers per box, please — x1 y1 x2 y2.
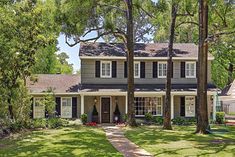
125 94 128 114
81 95 84 115
213 93 217 121
171 94 174 119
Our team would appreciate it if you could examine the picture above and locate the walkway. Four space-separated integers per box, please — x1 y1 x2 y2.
102 125 153 157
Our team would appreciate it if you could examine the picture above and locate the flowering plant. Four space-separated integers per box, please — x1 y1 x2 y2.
85 122 97 126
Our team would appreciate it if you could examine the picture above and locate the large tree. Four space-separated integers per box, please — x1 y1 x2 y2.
57 0 160 126
0 0 58 119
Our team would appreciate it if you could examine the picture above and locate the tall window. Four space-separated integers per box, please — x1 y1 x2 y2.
158 62 167 78
61 98 72 118
134 61 140 78
34 98 45 118
134 97 162 116
185 62 196 78
185 96 195 117
101 61 111 78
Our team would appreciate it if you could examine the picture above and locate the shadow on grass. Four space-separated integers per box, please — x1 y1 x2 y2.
0 126 122 157
124 125 235 157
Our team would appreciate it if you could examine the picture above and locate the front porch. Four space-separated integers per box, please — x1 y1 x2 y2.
80 91 216 123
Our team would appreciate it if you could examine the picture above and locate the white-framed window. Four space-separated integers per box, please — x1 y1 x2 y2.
134 61 140 78
134 97 162 116
61 97 72 118
101 61 112 78
185 62 196 78
158 62 167 78
185 96 195 117
34 97 45 118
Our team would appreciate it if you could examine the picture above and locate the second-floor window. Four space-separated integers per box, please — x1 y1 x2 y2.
134 61 140 78
101 61 111 78
158 62 167 78
185 62 196 78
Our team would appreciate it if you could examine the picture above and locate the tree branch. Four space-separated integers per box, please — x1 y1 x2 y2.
207 30 235 41
176 21 199 28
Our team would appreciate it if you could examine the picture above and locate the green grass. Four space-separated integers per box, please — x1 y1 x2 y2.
0 126 122 157
124 125 235 157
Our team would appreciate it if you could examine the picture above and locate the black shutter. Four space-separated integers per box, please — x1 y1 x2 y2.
153 62 158 78
171 62 174 78
30 98 33 118
72 97 77 118
196 62 198 78
180 96 185 116
181 62 185 78
55 97 61 117
112 61 117 78
140 62 145 78
95 61 100 78
195 96 198 118
124 61 127 78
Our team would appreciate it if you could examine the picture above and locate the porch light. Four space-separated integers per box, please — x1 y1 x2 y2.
94 97 97 103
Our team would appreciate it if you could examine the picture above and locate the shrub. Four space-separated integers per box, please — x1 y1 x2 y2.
32 118 47 128
81 114 88 125
172 117 196 125
154 117 163 125
216 112 225 124
47 118 66 129
145 113 153 122
9 121 24 132
122 114 128 122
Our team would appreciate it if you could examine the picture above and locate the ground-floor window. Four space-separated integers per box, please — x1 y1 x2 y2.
61 97 72 118
34 98 45 118
134 97 162 116
185 96 195 117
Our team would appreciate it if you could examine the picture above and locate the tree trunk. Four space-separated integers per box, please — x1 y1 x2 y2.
227 62 233 85
196 0 209 134
163 3 177 130
126 0 137 127
8 97 14 119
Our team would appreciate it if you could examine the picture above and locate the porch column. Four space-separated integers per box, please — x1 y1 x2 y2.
81 95 84 115
171 94 174 119
125 95 128 114
213 93 217 121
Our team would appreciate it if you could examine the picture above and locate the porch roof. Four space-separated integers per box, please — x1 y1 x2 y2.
79 84 217 93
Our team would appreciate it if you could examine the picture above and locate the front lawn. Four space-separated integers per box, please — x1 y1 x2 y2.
0 126 122 157
124 125 235 157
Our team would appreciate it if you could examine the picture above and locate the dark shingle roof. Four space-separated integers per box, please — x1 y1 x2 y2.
26 74 80 94
220 79 235 96
79 42 213 58
79 84 217 92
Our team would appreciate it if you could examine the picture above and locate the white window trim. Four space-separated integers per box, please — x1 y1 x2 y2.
100 61 112 78
61 97 72 118
134 96 163 116
33 97 45 119
185 61 196 78
158 62 167 78
185 96 195 117
134 61 140 78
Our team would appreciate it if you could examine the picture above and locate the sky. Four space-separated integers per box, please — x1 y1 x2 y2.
57 32 103 73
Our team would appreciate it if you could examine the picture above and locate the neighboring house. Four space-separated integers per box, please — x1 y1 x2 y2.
27 42 218 122
220 79 235 115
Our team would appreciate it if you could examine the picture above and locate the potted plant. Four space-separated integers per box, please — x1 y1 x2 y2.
80 114 88 125
113 104 121 123
92 105 99 123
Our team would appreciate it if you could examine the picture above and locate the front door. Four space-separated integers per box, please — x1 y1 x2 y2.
101 97 110 123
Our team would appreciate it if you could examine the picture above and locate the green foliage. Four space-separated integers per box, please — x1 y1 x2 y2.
47 118 68 129
216 112 225 124
153 116 163 125
42 93 56 117
32 118 47 129
92 105 98 116
145 113 153 122
80 114 88 124
172 117 196 125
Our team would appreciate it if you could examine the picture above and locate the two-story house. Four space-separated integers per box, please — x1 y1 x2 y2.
27 42 217 123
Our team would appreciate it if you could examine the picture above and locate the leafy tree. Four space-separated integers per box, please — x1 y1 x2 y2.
56 0 160 126
0 0 58 119
55 52 73 74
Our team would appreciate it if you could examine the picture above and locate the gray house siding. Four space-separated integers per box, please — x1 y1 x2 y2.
81 59 212 85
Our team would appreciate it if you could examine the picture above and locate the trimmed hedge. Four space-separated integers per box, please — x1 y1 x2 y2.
216 112 225 124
